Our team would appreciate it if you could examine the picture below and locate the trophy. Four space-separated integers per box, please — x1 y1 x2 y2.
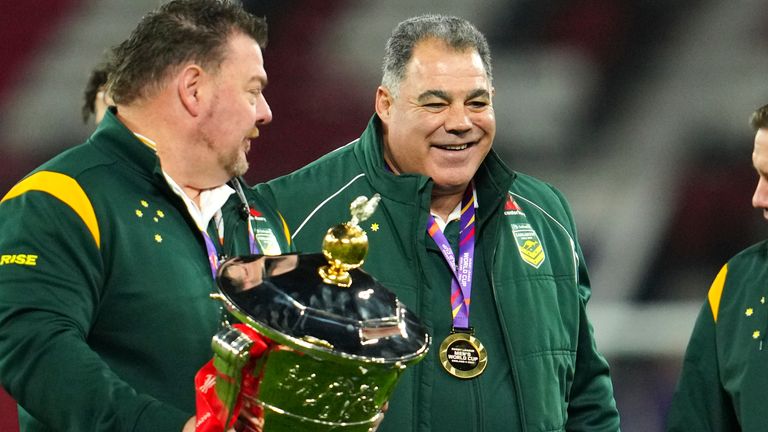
202 195 430 431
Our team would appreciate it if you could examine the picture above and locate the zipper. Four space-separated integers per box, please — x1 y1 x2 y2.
472 378 483 430
490 228 527 431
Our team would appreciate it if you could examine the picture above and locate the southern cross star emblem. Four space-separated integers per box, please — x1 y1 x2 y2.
746 297 766 344
135 200 166 244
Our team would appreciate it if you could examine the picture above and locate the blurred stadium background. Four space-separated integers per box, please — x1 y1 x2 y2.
2 0 768 431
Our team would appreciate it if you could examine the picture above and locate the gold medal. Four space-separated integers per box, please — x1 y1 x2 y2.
438 328 487 379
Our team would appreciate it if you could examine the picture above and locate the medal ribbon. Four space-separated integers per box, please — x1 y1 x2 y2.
244 211 260 255
202 229 222 280
201 209 260 280
427 183 476 329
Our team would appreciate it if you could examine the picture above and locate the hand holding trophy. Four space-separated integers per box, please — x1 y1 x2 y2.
195 195 430 431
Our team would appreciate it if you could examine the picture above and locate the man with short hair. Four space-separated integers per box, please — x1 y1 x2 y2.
0 1 290 431
667 104 768 431
257 14 620 431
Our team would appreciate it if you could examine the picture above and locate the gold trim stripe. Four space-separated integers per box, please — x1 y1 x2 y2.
707 264 728 323
278 211 291 247
1 171 100 248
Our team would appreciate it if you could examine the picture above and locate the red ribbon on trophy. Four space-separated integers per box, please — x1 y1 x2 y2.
194 324 270 432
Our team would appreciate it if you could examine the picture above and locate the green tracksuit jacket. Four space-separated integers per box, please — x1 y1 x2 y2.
256 115 620 432
667 241 768 431
0 110 291 432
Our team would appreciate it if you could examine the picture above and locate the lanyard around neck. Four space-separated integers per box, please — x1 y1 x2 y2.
201 180 260 280
427 183 476 329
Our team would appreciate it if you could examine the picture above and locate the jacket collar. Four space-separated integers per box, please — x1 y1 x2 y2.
352 115 430 206
89 107 164 181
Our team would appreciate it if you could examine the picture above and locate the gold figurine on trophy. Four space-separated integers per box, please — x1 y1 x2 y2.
318 194 381 287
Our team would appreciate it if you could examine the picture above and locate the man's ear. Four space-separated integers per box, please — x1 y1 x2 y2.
375 86 394 121
178 65 204 116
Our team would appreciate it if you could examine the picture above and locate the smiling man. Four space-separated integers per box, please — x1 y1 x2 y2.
257 14 620 432
0 1 291 431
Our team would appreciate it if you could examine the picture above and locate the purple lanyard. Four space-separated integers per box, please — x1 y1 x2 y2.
427 184 476 329
201 211 259 280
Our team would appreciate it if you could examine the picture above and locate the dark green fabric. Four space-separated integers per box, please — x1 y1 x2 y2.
257 115 620 432
0 109 292 432
668 241 768 431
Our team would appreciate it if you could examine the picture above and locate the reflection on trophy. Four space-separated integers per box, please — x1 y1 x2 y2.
207 195 430 431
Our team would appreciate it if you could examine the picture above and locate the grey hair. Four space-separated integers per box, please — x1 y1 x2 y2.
381 14 492 97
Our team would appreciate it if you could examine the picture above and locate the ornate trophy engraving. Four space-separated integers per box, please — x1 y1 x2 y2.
206 195 430 431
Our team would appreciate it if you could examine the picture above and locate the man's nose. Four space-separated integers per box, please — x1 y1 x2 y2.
255 94 273 126
752 176 768 209
445 105 472 133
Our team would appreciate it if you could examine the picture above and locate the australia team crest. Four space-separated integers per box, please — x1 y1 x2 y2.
247 212 282 256
505 193 546 269
511 223 546 269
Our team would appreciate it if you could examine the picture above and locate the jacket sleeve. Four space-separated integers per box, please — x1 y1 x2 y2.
666 266 738 431
566 275 621 431
0 190 189 431
549 187 620 432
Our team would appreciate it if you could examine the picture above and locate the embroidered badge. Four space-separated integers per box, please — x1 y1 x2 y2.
511 223 545 268
370 223 380 232
255 228 281 256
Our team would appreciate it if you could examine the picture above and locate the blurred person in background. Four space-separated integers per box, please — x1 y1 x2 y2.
667 103 768 431
257 14 620 432
0 1 291 431
82 61 114 126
